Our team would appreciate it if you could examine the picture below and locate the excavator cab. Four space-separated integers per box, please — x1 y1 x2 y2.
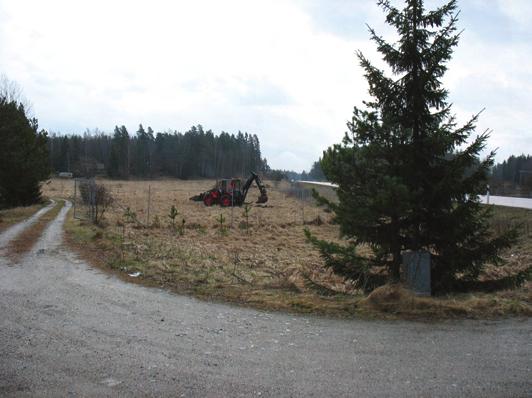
212 178 243 206
218 178 241 194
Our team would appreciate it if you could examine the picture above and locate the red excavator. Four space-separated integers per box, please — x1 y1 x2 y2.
190 172 268 207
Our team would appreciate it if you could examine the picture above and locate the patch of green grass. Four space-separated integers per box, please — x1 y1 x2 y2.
108 257 145 272
68 221 98 242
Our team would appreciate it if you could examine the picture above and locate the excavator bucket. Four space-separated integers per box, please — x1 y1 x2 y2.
245 172 268 204
256 194 268 204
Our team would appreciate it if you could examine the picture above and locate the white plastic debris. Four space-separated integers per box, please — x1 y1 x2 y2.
129 271 142 277
100 377 122 387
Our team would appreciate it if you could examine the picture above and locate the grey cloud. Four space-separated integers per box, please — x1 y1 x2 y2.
236 78 292 107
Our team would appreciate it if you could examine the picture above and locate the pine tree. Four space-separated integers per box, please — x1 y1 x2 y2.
108 126 130 179
134 124 152 177
307 0 517 292
0 99 49 207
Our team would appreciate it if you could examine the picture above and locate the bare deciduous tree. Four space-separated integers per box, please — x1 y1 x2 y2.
0 74 32 114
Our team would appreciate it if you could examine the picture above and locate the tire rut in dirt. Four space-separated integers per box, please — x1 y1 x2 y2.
0 200 56 250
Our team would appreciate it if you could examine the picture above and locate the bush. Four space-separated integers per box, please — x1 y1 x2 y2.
79 181 113 224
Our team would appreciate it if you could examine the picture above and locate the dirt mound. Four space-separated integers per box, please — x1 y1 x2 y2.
361 284 456 318
364 284 415 307
361 283 532 319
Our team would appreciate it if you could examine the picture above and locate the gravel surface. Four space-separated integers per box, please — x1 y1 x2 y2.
0 202 530 397
0 200 55 250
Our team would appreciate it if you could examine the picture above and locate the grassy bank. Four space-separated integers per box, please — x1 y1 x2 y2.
0 202 48 233
64 210 364 317
59 178 530 319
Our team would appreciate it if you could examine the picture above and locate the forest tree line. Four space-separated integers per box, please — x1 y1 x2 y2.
269 161 326 182
48 125 268 179
489 154 532 196
291 155 532 190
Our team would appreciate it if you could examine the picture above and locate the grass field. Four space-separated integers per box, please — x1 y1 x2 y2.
43 178 531 318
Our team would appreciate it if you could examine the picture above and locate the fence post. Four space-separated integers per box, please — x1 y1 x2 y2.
73 179 77 219
231 191 234 228
302 190 305 224
147 184 151 226
90 179 96 223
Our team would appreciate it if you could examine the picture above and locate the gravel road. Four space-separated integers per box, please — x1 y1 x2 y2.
0 202 530 397
0 200 55 250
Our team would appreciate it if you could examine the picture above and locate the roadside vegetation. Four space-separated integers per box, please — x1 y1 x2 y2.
46 178 531 319
0 202 47 233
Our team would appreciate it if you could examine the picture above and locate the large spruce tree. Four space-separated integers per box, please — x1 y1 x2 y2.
307 0 516 292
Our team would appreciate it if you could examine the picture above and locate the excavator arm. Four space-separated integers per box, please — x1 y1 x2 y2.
242 172 268 204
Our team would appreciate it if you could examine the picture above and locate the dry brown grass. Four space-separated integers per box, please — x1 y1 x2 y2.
361 283 532 319
0 203 47 233
46 178 531 319
50 178 351 291
484 206 532 281
5 200 64 261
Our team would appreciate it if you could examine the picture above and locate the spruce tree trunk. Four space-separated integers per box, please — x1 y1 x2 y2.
390 215 401 282
390 253 401 282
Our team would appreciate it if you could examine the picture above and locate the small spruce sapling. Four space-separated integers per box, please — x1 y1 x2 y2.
178 218 186 236
168 205 179 229
217 213 227 236
151 215 161 228
123 207 137 224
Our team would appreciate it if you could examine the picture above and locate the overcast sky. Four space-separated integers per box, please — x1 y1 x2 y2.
1 0 530 172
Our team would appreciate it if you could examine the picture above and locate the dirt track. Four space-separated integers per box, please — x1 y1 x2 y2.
0 202 530 397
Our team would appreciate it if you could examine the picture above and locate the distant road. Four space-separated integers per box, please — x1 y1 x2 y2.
298 181 532 210
298 180 337 188
479 195 532 209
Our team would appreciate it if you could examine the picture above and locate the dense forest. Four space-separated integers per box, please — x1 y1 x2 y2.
490 154 532 196
48 125 268 179
270 160 326 182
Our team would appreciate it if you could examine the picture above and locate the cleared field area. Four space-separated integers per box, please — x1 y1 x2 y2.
43 178 531 318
